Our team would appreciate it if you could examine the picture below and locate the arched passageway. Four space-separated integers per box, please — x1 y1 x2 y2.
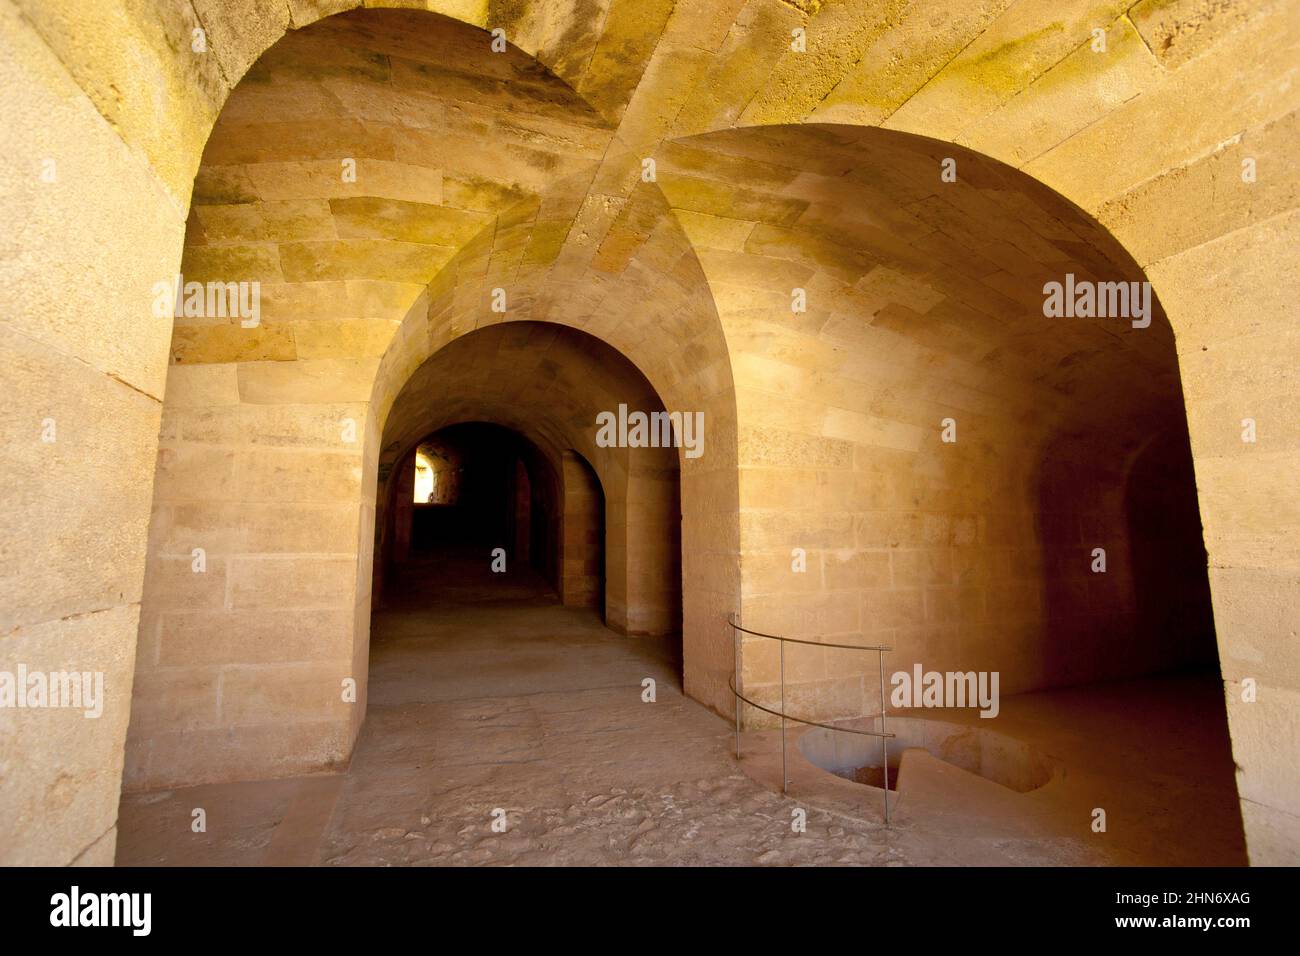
7 0 1293 868
387 430 608 620
373 321 684 640
655 122 1243 857
117 13 1240 866
118 10 727 796
652 123 1223 710
380 424 565 584
363 320 688 747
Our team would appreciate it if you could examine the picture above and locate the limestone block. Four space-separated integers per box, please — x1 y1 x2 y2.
660 176 808 227
443 171 531 212
0 604 139 865
576 0 675 120
197 0 295 82
227 556 359 610
1149 209 1299 346
279 238 456 282
962 16 1163 167
140 553 228 612
669 0 803 138
810 0 1010 127
0 3 183 395
739 425 854 469
6 0 225 204
1195 452 1300 567
503 0 608 90
127 717 353 790
884 0 1132 141
174 402 368 449
1240 798 1300 866
171 324 297 364
247 159 443 204
1210 566 1300 691
154 444 238 502
863 587 926 629
330 196 491 244
293 318 401 358
740 0 901 127
1025 1 1300 211
204 117 395 166
1129 0 1279 70
287 0 364 29
1098 110 1300 267
742 591 861 636
163 364 241 407
219 661 355 726
1223 680 1300 818
235 448 364 504
126 666 221 735
179 242 285 285
194 199 336 244
236 358 380 404
0 327 161 630
822 549 892 590
155 501 361 557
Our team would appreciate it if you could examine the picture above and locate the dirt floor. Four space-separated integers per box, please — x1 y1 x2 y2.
116 558 1247 866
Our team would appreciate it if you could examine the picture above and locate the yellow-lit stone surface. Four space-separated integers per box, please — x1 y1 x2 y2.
1 0 1296 867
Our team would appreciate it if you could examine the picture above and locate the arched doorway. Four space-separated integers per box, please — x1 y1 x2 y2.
660 121 1226 709
378 423 564 589
350 322 690 820
659 122 1243 857
371 321 684 650
119 8 734 796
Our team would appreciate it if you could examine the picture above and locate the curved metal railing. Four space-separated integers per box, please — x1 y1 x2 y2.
728 615 894 824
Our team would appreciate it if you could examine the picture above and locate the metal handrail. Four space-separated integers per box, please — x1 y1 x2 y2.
730 619 892 652
728 675 894 739
728 614 894 825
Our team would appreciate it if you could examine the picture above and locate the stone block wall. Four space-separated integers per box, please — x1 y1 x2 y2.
2 0 1295 866
561 451 604 610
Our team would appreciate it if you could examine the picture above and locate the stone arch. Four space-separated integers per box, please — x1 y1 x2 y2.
4 0 1293 866
375 422 566 593
371 320 690 643
119 5 641 791
559 449 605 611
639 24 1299 847
122 6 740 793
651 120 1215 724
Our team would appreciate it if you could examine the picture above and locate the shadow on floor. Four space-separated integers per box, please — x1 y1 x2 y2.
116 561 1245 866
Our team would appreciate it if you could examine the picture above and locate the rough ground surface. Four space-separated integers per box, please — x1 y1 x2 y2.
117 559 1246 867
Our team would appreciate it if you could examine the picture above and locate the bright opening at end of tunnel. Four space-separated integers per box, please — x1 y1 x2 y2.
412 451 436 504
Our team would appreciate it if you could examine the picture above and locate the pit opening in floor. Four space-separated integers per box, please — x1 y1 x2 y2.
797 717 1057 795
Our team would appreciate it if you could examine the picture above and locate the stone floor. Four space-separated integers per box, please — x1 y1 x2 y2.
116 558 1247 866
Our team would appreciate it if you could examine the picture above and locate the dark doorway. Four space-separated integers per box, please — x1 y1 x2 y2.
382 423 561 592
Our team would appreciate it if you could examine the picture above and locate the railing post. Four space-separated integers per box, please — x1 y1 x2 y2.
730 618 896 822
878 647 890 826
779 638 787 794
733 615 741 760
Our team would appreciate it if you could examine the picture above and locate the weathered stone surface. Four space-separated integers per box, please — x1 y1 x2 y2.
7 0 226 204
171 324 298 364
0 605 139 865
4 0 1297 868
0 3 182 397
0 326 161 630
885 0 1132 141
236 359 380 404
963 17 1164 167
